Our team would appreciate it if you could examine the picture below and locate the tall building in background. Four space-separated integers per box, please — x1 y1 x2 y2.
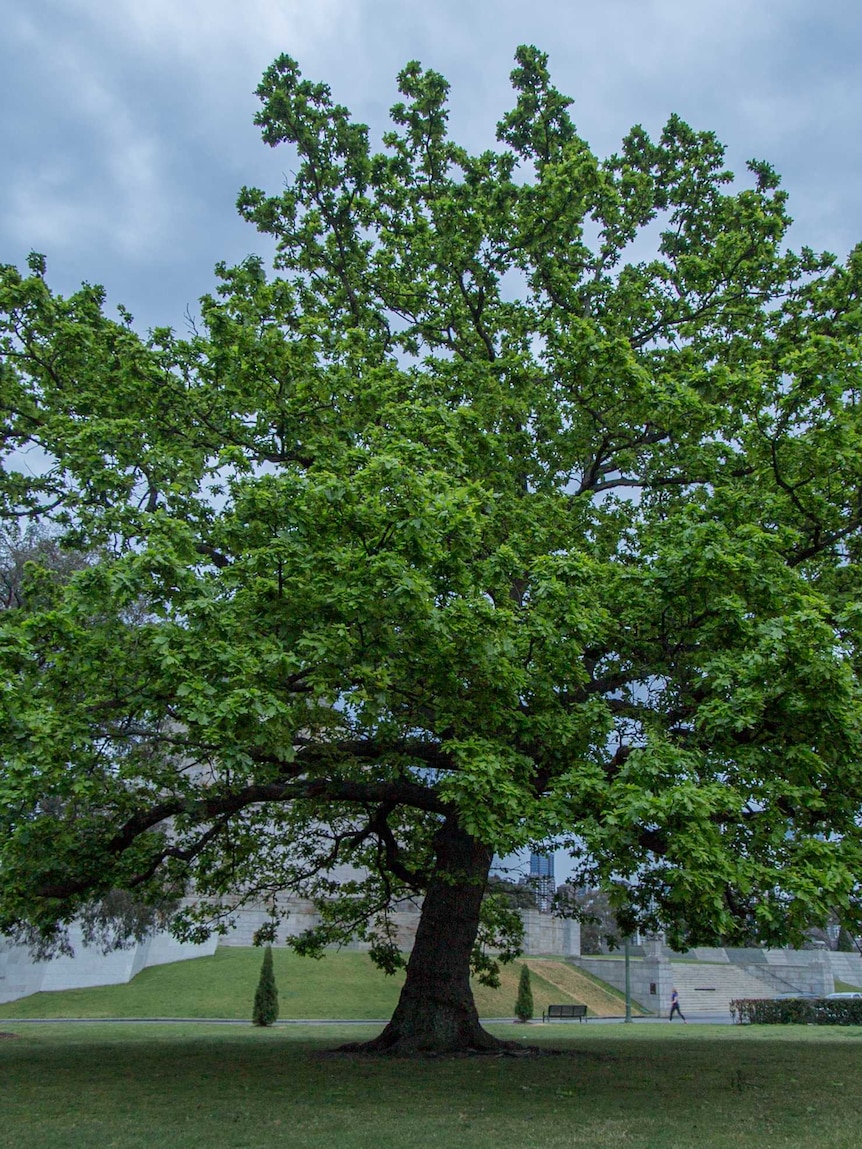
529 852 555 913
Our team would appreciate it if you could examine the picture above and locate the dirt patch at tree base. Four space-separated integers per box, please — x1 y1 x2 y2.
326 1043 616 1060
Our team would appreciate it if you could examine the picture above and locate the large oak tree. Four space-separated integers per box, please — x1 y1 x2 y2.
2 47 862 1053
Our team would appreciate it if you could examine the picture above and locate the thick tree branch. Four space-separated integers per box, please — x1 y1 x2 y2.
36 777 447 900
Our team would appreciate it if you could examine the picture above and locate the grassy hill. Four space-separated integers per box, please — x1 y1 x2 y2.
525 958 647 1016
0 948 640 1020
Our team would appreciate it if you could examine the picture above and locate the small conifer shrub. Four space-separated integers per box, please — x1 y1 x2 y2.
252 945 279 1026
514 963 534 1022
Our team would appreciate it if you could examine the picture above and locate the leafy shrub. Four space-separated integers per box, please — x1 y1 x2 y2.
514 964 534 1022
731 997 862 1025
252 945 279 1026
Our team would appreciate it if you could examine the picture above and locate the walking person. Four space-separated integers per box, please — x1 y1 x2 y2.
669 987 686 1022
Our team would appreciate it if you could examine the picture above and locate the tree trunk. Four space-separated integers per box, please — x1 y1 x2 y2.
343 816 516 1055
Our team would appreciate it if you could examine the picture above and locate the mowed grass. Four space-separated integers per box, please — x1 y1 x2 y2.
0 948 630 1020
2 1022 862 1149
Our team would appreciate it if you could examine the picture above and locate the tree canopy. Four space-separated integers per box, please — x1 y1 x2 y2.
2 46 862 1052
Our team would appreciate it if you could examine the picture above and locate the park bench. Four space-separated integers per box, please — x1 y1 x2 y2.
542 1003 588 1023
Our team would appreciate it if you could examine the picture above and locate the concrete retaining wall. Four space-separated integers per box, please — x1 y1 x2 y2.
217 900 580 957
0 927 216 1005
573 954 674 1013
520 910 580 957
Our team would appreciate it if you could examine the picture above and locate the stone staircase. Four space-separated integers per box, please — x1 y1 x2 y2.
825 952 862 988
667 962 789 1013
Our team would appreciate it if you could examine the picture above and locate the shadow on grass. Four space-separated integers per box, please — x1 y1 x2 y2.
2 1023 862 1148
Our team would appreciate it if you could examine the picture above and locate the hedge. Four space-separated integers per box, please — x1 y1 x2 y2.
731 997 862 1025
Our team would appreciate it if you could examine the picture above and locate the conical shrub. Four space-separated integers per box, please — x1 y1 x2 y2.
252 944 279 1026
514 963 533 1022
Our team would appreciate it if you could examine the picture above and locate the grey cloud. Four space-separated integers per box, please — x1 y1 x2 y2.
2 0 860 329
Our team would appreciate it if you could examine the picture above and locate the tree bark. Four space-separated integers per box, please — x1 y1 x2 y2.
342 815 516 1054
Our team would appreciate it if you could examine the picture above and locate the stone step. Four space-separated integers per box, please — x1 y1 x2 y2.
667 964 789 1012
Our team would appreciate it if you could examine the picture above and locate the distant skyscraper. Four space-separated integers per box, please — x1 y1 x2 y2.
529 852 555 913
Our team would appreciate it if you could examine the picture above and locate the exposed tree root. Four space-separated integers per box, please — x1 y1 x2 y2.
333 1036 557 1058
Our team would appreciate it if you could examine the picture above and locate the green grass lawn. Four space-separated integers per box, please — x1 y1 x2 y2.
0 948 630 1020
2 1022 862 1149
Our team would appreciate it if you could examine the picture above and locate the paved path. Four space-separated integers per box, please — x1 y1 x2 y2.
1 1012 736 1026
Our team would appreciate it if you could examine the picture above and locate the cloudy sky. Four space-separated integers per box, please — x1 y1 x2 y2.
3 0 861 332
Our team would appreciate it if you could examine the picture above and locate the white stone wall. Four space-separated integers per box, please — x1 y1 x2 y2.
216 898 580 957
574 954 673 1012
520 910 580 956
0 927 216 1005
